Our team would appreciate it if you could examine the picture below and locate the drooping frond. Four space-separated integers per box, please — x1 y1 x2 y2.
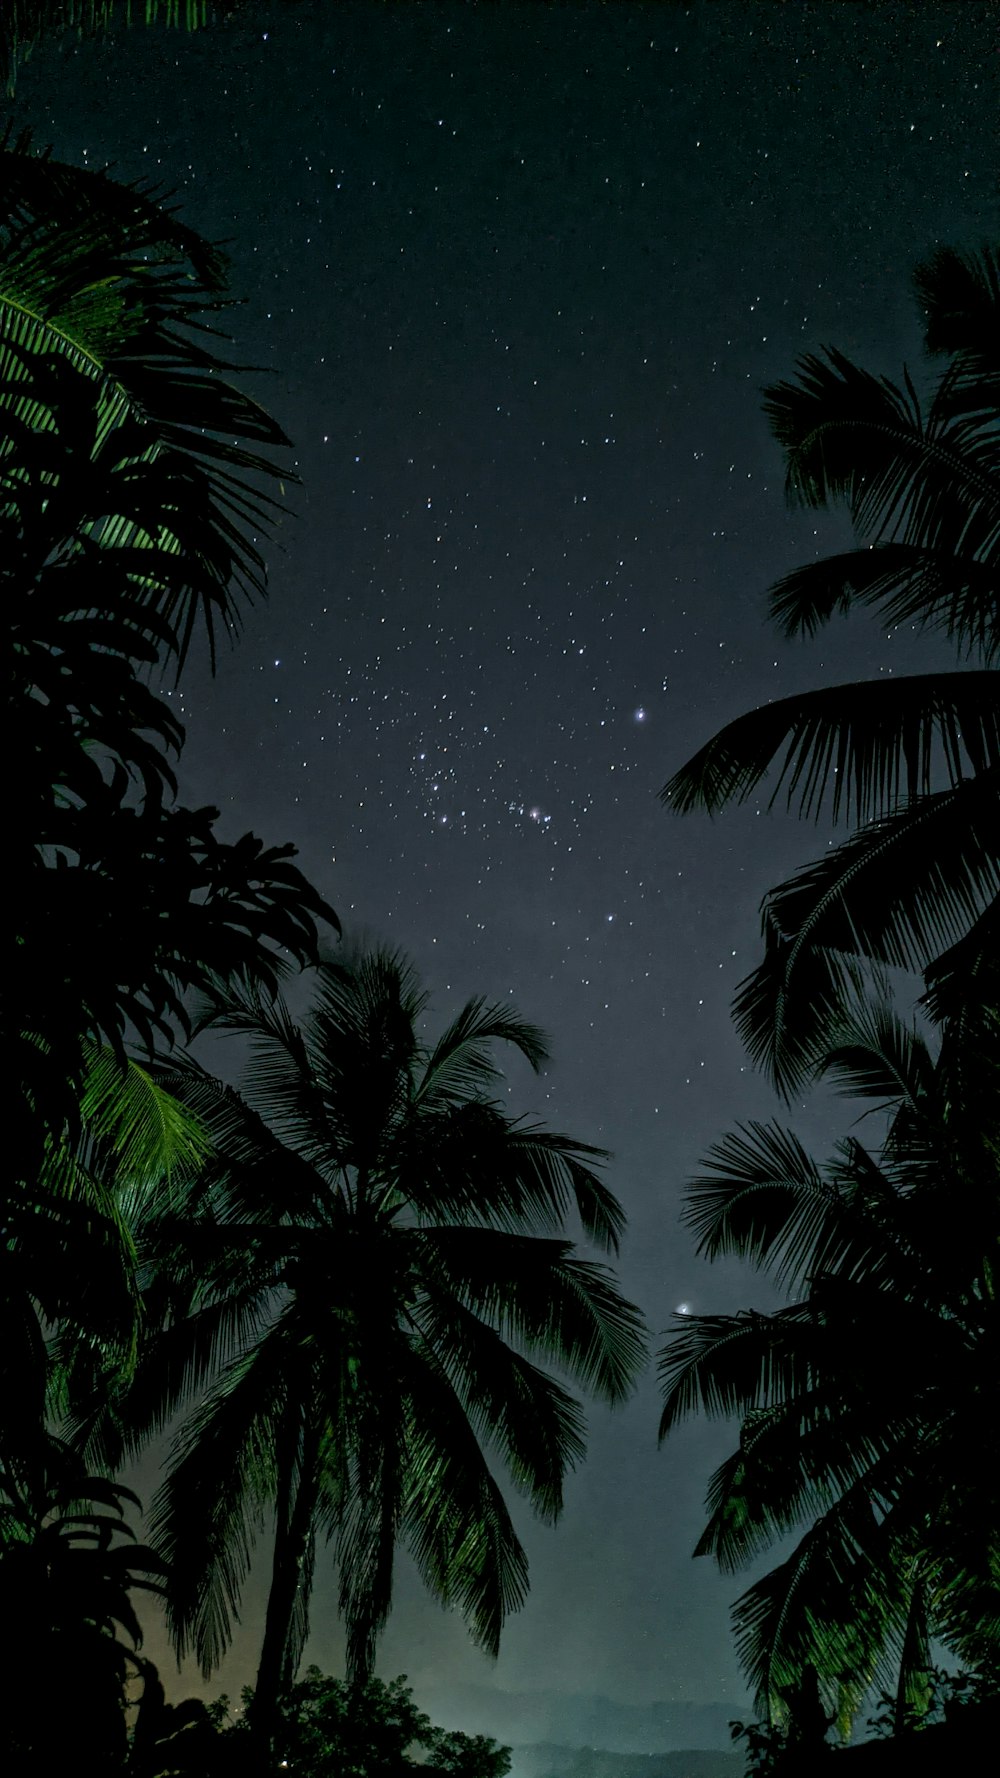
0 3 242 95
768 545 1000 661
397 1342 531 1665
416 997 550 1109
681 1121 856 1292
811 984 936 1110
730 1500 905 1716
657 1304 817 1439
662 671 1000 824
418 1226 647 1406
150 1312 298 1674
76 1044 210 1190
410 1257 588 1516
733 773 1000 1095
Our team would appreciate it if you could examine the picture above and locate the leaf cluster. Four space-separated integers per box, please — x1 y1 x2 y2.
72 949 646 1699
4 131 338 1171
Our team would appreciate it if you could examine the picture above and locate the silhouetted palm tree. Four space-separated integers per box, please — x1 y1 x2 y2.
658 979 1000 1727
83 947 647 1764
663 245 1000 1096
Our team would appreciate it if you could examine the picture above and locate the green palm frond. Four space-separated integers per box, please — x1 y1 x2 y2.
0 4 244 94
0 129 293 667
334 1366 407 1686
76 1043 210 1189
730 1500 904 1715
151 1314 296 1675
410 1284 586 1517
662 671 1000 824
398 1343 531 1665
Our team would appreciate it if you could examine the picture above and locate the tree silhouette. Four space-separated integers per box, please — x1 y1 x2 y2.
663 245 1000 1096
79 946 647 1765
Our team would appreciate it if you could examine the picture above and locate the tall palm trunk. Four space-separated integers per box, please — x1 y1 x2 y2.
251 1412 321 1769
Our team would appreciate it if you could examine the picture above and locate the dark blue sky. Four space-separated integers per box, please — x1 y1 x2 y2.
15 0 998 1736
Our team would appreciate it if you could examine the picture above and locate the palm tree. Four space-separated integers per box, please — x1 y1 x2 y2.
657 981 1000 1729
5 131 337 1163
79 946 647 1764
662 244 1000 1096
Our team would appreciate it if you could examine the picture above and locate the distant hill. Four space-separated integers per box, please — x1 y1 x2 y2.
510 1744 743 1778
417 1686 741 1754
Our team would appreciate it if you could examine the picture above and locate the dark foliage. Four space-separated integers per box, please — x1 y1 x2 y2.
662 244 1000 1095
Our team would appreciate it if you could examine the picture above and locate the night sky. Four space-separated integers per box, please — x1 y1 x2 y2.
15 0 999 1741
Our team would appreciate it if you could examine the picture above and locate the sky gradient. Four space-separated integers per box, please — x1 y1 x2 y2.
15 0 999 1738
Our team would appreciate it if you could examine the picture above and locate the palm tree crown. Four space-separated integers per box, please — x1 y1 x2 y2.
658 983 1000 1726
84 946 647 1747
662 244 1000 1095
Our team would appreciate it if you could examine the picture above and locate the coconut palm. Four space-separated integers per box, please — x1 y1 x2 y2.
657 982 1000 1727
79 946 647 1763
662 244 1000 1096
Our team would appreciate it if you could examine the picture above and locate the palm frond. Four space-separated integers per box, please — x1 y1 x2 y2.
734 773 1000 1095
398 1343 531 1665
334 1372 406 1685
730 1499 903 1716
768 545 1000 662
418 1226 647 1406
915 242 1000 416
150 1315 297 1674
76 1043 211 1189
395 1103 623 1252
657 1304 816 1439
662 671 999 824
408 1276 587 1517
0 128 294 667
764 346 1000 552
812 986 936 1109
681 1121 856 1292
0 4 237 95
416 996 550 1108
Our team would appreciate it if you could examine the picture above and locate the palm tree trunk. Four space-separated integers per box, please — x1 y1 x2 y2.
251 1413 321 1770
